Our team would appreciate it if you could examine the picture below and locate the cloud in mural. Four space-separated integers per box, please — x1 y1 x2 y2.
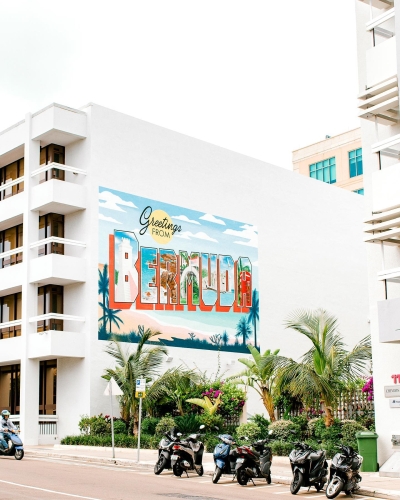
199 213 226 225
175 230 218 243
99 191 137 212
171 215 201 225
224 224 258 248
99 213 122 224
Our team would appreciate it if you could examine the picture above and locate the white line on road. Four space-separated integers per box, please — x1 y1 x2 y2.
274 490 292 494
0 480 103 500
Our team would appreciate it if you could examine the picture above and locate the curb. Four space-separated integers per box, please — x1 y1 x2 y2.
25 451 400 500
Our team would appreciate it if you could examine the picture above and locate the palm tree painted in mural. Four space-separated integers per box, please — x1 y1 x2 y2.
247 289 259 349
99 299 124 334
221 330 229 347
98 264 109 331
235 316 252 347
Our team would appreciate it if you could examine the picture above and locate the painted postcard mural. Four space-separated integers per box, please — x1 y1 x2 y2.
98 187 259 352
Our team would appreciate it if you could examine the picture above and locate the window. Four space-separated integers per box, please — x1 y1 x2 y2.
0 364 20 414
0 224 23 268
39 144 65 183
39 360 57 415
38 214 64 257
125 252 128 259
0 158 24 201
0 293 22 339
349 148 363 178
309 157 336 184
125 275 129 282
37 285 63 332
353 188 364 195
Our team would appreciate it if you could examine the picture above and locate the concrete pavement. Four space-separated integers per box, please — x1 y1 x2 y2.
23 445 400 500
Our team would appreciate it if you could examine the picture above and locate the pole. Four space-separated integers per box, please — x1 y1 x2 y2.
110 381 115 459
137 396 142 463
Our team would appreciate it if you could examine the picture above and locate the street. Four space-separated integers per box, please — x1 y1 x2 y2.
0 455 383 500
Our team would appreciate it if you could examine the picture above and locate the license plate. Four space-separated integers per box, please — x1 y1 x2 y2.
237 458 245 463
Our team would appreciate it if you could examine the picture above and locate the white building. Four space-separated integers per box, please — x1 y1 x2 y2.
0 102 370 445
355 0 400 471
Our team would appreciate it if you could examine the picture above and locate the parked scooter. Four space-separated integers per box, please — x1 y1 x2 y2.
154 429 182 474
212 433 238 483
235 431 274 486
171 425 205 477
0 429 24 460
325 434 363 499
289 437 328 494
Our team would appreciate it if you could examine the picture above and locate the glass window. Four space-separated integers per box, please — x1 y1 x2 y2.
37 285 63 332
0 293 22 339
309 157 336 184
0 158 24 201
349 148 363 178
39 144 65 183
353 188 364 195
38 214 64 257
0 224 23 268
39 360 57 415
0 365 20 414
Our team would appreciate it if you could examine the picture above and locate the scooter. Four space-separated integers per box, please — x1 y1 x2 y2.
0 429 24 460
289 438 328 494
326 434 363 499
154 429 182 474
171 425 205 477
235 430 274 486
212 433 238 483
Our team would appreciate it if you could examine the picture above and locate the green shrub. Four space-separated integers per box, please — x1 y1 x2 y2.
61 433 159 449
113 420 127 434
271 440 293 456
290 415 309 439
199 413 224 431
203 433 220 452
340 420 366 447
78 414 92 435
141 417 160 436
269 419 300 441
249 414 270 438
155 416 176 436
91 416 110 436
219 382 246 418
236 423 261 443
307 417 321 438
174 414 201 434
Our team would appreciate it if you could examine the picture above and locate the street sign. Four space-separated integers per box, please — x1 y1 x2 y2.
384 386 400 398
104 377 123 396
390 399 400 408
136 378 146 392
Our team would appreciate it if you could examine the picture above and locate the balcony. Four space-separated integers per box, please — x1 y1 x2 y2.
366 37 397 90
359 0 394 8
28 329 85 359
29 248 86 286
0 334 23 363
0 248 23 294
0 187 24 226
30 176 86 215
377 298 400 342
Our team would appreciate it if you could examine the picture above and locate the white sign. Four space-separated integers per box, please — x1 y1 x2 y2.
390 399 400 408
104 377 123 396
384 386 400 398
136 378 146 392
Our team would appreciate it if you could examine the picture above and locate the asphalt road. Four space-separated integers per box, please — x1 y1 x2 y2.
0 455 382 500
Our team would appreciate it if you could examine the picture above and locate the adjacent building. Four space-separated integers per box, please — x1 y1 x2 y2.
0 103 370 444
292 128 364 194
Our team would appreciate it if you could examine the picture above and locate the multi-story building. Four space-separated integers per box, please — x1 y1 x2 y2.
0 103 370 445
292 129 364 194
355 0 400 472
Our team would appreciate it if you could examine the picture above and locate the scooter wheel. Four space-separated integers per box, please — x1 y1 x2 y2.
154 456 167 475
14 449 24 460
237 468 249 486
290 470 303 494
196 465 204 476
173 463 183 477
326 477 344 499
212 467 222 483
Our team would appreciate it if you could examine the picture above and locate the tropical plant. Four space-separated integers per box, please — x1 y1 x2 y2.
235 316 252 346
274 309 372 427
98 264 109 331
221 330 229 346
236 422 261 443
99 299 124 334
230 345 280 421
247 289 259 348
160 369 199 416
155 416 176 436
186 393 222 415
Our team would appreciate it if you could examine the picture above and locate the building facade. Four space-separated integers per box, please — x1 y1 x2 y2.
355 0 400 470
292 129 364 194
0 103 370 444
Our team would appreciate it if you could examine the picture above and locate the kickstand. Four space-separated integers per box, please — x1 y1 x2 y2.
185 471 189 478
250 478 256 486
232 474 236 482
308 487 311 492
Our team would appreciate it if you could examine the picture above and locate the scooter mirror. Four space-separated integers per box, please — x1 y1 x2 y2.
268 430 274 435
199 425 205 430
177 432 182 437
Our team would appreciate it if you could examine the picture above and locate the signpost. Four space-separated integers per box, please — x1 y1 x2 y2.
136 378 146 463
104 377 123 459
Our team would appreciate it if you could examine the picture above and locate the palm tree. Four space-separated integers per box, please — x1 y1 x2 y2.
235 316 252 346
160 369 199 416
99 300 124 334
230 345 280 421
247 289 259 349
221 330 229 347
274 309 371 427
98 264 109 331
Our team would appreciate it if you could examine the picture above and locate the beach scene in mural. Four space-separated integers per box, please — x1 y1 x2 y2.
98 187 259 352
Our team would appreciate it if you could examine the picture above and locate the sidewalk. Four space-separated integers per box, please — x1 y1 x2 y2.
25 445 400 500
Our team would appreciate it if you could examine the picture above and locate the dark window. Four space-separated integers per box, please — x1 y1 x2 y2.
125 275 129 282
0 364 20 414
39 360 57 415
0 224 23 268
37 285 63 332
39 144 65 183
0 293 22 339
0 158 24 201
125 252 128 259
38 214 64 257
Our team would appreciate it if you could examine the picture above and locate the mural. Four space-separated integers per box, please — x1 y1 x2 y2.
98 187 259 352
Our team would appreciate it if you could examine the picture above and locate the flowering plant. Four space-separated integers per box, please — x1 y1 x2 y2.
362 377 374 401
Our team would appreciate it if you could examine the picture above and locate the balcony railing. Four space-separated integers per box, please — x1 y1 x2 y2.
31 162 86 180
30 237 86 257
0 176 24 200
0 246 23 268
0 319 22 339
29 313 85 334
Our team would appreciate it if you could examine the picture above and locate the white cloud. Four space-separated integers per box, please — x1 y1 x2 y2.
171 215 200 225
175 231 218 243
99 191 137 212
99 213 122 224
199 213 226 225
224 226 258 248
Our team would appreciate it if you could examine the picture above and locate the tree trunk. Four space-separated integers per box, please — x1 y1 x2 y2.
322 401 334 427
254 318 257 349
262 388 276 422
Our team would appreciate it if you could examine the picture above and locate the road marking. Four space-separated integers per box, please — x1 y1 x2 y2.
274 490 292 494
0 480 103 500
301 495 326 499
